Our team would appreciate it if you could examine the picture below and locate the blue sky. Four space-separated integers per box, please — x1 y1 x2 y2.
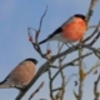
0 0 100 100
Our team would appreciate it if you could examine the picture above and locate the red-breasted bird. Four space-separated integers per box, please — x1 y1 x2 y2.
39 14 87 45
0 58 38 91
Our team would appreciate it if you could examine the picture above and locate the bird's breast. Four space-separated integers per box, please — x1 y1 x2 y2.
9 62 35 87
62 19 86 42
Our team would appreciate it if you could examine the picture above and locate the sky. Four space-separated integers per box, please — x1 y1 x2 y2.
0 0 100 100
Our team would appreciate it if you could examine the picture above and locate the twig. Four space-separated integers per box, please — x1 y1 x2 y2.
52 74 77 92
89 29 100 46
28 6 50 60
73 90 79 100
66 74 78 85
86 61 100 75
86 0 98 23
52 52 93 80
52 87 62 92
94 74 100 100
89 25 100 29
28 27 37 32
36 5 48 43
28 27 43 57
83 21 100 43
81 44 100 58
78 46 83 100
57 55 66 100
28 82 44 100
48 69 55 100
39 99 47 100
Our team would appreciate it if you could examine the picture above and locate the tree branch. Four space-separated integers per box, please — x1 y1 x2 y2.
28 82 44 100
94 74 100 100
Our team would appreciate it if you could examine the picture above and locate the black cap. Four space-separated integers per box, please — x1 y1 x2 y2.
74 14 86 21
25 58 38 64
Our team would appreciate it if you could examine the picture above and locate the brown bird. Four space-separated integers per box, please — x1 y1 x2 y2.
0 58 38 91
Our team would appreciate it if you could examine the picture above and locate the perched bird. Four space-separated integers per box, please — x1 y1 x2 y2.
39 14 87 45
0 58 38 91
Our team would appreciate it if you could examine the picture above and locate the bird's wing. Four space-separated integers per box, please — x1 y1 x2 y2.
39 16 75 44
0 62 22 87
0 73 12 88
61 16 74 28
39 27 62 44
47 16 75 38
47 27 62 39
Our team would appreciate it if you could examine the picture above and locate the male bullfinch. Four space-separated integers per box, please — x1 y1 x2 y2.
0 58 38 91
39 14 87 45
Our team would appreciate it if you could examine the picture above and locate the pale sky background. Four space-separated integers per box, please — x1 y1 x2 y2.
0 0 100 100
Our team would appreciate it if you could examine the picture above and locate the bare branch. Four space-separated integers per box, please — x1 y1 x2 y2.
86 61 100 75
89 25 100 29
48 69 55 100
86 0 99 23
28 82 44 100
28 27 37 32
78 48 84 100
52 73 77 92
89 29 100 46
94 74 100 100
66 74 78 85
57 57 66 100
83 20 100 43
36 5 48 43
27 6 49 60
39 99 47 100
73 90 79 100
52 87 62 92
52 52 93 80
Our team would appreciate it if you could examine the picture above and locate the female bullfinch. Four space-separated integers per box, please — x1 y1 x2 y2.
0 58 38 91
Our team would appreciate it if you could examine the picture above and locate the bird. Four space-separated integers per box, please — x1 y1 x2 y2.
0 58 38 91
39 14 87 45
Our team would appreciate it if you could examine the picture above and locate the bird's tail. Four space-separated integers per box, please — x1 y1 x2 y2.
39 38 50 45
0 80 11 89
0 84 11 88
